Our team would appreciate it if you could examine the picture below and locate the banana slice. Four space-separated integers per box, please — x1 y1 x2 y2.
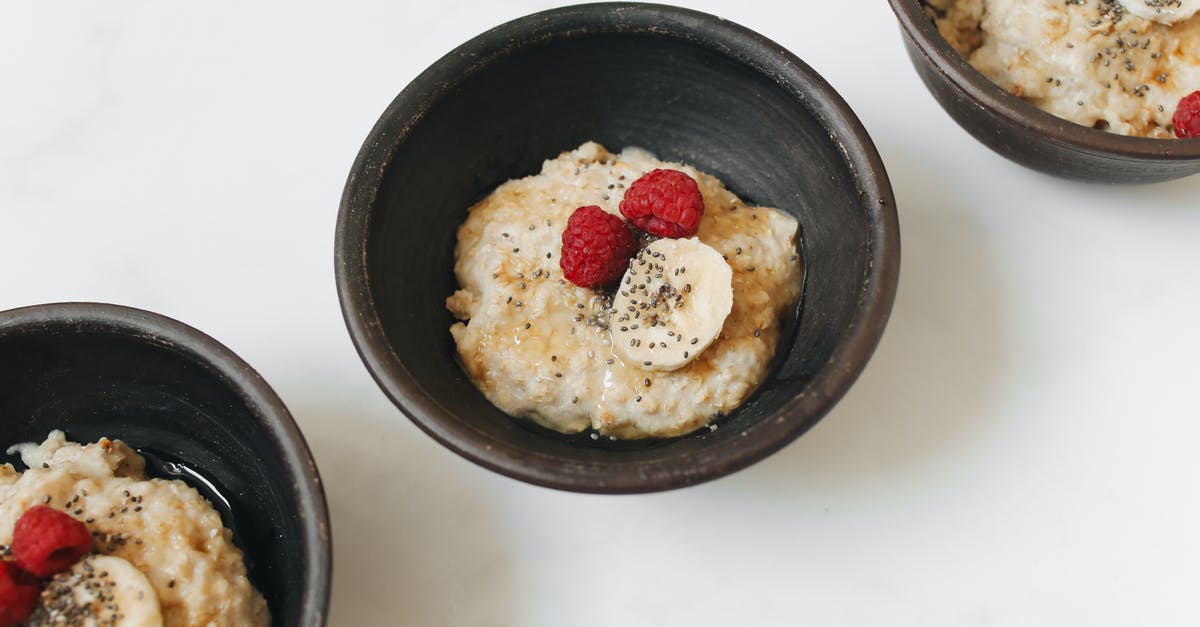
1118 0 1199 24
610 237 732 372
33 555 163 626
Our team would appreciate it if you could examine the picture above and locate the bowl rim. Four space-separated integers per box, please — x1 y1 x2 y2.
335 1 900 493
0 301 332 626
887 0 1200 159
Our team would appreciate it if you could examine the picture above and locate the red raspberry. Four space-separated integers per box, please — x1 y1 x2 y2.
559 205 638 288
619 169 705 238
11 506 92 579
1174 91 1200 138
0 561 41 626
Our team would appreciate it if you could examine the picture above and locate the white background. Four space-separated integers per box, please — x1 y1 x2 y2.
4 1 1200 625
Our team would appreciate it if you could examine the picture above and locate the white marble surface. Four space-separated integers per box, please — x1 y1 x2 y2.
4 1 1200 625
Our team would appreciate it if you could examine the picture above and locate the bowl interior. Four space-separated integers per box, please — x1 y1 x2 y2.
0 306 325 625
343 5 896 492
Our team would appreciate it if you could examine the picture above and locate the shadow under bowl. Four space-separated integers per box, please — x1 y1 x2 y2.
0 302 330 626
336 2 900 493
889 0 1200 183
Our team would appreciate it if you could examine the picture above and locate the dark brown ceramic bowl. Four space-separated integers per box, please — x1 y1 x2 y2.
889 0 1200 183
336 3 899 493
0 303 331 626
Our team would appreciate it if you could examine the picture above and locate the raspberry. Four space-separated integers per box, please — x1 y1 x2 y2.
559 205 638 288
1173 91 1200 138
619 169 705 238
11 506 92 579
0 561 41 626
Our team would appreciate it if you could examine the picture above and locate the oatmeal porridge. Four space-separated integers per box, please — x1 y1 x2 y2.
0 431 269 626
445 142 802 439
928 0 1200 137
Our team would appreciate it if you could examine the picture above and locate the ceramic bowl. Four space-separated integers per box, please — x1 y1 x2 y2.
336 2 899 493
0 302 330 625
889 0 1200 183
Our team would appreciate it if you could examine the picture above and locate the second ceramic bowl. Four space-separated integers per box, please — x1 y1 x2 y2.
889 0 1200 183
0 302 330 625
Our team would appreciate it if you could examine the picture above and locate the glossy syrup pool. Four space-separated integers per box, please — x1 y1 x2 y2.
137 450 238 533
138 448 262 582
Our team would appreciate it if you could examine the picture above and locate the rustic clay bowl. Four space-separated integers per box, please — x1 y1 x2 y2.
890 0 1200 183
0 302 330 625
336 2 900 493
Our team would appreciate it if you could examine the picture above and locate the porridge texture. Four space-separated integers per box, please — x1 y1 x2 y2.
928 0 1200 137
0 431 269 627
445 142 802 439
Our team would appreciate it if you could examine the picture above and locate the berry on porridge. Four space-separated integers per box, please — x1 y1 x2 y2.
1174 89 1200 136
618 168 705 238
559 205 639 289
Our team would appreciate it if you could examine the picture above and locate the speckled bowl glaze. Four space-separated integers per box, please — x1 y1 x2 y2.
890 0 1200 183
0 302 331 626
336 3 900 493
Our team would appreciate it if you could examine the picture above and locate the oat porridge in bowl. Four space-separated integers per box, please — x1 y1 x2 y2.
889 0 1200 181
337 3 899 492
928 0 1200 138
0 431 267 626
0 303 330 624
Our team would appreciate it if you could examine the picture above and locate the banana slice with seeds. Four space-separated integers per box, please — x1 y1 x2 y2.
32 554 163 627
610 237 732 372
1118 0 1199 24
